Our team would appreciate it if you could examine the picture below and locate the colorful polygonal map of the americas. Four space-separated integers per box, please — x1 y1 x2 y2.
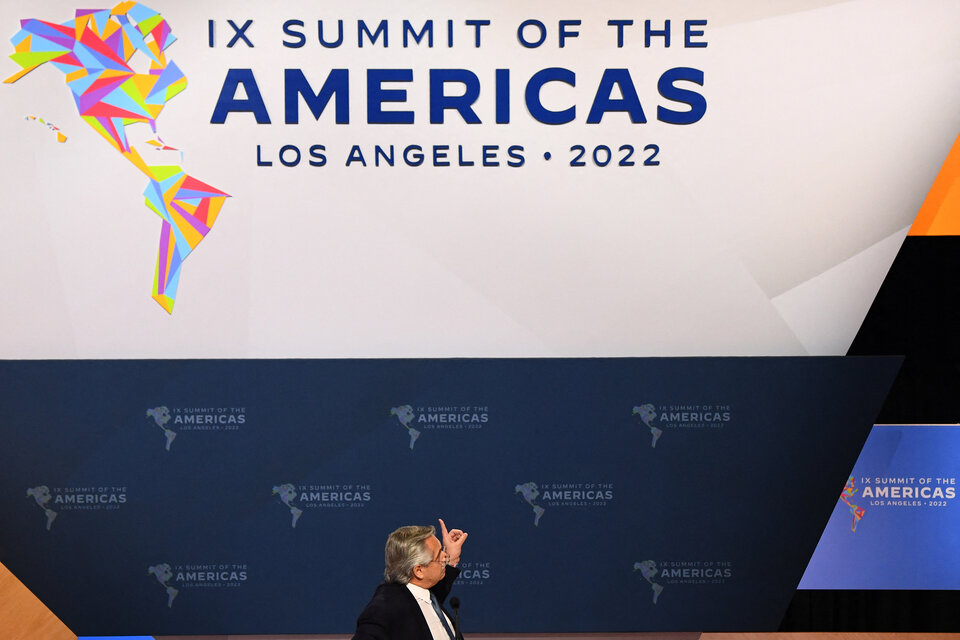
4 2 229 313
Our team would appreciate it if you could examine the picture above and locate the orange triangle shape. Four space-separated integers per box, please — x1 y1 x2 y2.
0 561 76 640
909 132 960 236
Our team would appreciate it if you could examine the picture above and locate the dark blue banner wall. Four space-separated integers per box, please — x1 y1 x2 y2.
0 358 898 635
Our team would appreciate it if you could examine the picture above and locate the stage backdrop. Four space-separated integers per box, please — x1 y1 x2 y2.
1 0 958 359
0 357 898 635
1 0 957 636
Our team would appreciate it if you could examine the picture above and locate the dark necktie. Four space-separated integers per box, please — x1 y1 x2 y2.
430 592 456 640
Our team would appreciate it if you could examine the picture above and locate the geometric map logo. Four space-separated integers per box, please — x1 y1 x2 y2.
389 403 488 450
25 485 57 531
5 3 230 313
146 406 176 451
389 405 420 450
514 482 546 526
147 562 179 608
632 404 663 448
633 560 664 604
838 476 865 532
272 483 303 528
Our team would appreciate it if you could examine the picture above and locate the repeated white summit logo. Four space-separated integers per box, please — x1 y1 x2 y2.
271 481 373 527
148 561 249 607
455 560 493 586
26 484 127 530
144 405 247 450
514 481 614 527
632 402 732 447
633 558 734 604
388 403 489 450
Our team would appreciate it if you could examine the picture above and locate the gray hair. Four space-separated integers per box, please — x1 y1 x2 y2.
384 525 435 584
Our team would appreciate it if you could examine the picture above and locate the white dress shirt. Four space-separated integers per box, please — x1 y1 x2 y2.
406 582 454 640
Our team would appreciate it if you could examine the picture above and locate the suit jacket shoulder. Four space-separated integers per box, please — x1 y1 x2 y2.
352 567 460 640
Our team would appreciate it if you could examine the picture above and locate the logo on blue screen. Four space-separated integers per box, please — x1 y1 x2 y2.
26 484 127 531
515 481 614 526
634 558 734 603
455 560 492 585
389 403 488 449
633 402 732 448
149 561 249 606
145 405 247 451
271 481 373 526
851 474 957 528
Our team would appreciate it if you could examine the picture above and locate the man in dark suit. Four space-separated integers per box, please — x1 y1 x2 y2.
353 518 468 640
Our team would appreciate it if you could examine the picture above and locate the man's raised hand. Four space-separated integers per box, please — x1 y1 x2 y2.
439 518 468 567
